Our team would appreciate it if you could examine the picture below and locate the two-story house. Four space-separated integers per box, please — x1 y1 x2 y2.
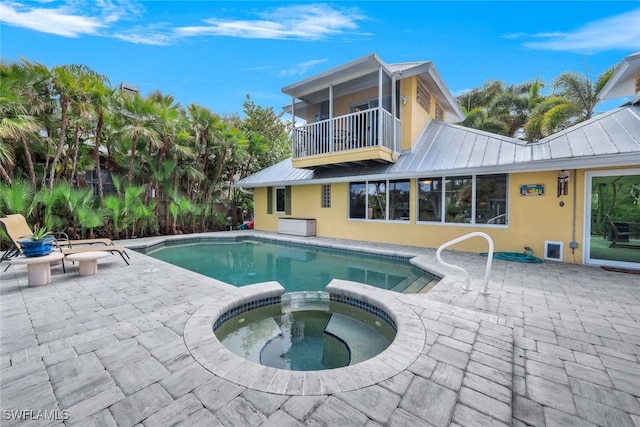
236 52 640 269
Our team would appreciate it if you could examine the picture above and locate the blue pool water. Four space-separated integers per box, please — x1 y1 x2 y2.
143 239 436 293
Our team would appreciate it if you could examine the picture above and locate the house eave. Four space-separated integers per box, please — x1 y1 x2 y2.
282 53 392 99
598 51 640 100
234 153 639 189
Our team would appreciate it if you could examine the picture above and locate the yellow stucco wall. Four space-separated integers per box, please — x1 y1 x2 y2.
400 76 439 151
252 168 616 264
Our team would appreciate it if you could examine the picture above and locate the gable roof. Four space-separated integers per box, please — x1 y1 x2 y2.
236 104 640 188
281 53 465 123
598 51 640 102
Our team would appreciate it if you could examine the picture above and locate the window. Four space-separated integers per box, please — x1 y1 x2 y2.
389 180 410 221
418 174 508 225
475 174 507 224
349 182 366 219
435 103 444 121
349 179 409 221
275 187 286 214
322 184 331 208
368 181 386 220
418 178 442 221
445 176 473 223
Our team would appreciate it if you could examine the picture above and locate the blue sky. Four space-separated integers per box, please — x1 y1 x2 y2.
1 1 639 117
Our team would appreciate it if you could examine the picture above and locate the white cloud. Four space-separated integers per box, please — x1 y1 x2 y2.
112 30 173 46
278 59 328 77
0 2 366 45
0 1 105 37
521 8 640 52
176 4 364 41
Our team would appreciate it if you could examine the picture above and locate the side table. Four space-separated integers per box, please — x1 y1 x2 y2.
10 252 65 286
65 252 110 276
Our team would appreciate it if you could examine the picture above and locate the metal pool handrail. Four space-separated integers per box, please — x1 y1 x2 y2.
436 232 494 295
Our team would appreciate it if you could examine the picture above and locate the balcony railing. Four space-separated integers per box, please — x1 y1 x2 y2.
293 108 400 158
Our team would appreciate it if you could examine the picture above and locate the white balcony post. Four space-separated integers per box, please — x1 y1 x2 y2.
378 67 383 147
392 75 397 153
329 84 334 152
291 97 297 156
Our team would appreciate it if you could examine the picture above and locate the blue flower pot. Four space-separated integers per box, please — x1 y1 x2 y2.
19 237 55 257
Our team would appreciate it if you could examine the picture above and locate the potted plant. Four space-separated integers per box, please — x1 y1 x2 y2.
19 227 56 257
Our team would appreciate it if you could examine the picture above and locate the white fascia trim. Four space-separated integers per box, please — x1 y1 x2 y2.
239 153 640 188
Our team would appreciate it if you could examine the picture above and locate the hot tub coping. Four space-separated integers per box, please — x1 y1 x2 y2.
184 280 427 395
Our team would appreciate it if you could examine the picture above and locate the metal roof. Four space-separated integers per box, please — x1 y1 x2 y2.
282 54 389 99
236 105 640 188
598 51 640 100
281 53 465 123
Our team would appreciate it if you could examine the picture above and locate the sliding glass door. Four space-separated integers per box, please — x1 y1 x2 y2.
584 169 640 268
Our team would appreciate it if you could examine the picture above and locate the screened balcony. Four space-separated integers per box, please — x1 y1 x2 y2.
292 108 400 159
283 54 402 168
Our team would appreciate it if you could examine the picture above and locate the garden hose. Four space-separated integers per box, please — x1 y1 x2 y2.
481 247 543 263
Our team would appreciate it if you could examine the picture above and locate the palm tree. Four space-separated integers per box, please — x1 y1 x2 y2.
0 75 30 184
0 179 34 216
455 80 548 140
459 107 509 135
118 93 160 185
145 92 192 202
84 71 111 202
524 68 616 141
488 80 545 138
187 104 222 202
48 64 89 192
0 60 49 187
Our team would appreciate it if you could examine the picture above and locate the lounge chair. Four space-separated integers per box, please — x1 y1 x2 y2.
0 215 130 268
604 214 640 249
3 214 113 248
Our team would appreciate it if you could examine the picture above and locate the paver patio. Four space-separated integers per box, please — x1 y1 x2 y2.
1 230 639 426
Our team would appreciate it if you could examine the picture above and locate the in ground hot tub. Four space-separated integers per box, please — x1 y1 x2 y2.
184 280 426 395
214 292 396 371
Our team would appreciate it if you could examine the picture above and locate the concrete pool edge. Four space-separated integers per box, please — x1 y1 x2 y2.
184 279 427 396
124 231 448 287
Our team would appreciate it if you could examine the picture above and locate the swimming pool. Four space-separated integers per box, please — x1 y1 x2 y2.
142 238 438 293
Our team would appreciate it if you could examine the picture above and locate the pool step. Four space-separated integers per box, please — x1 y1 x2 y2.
220 317 281 364
325 313 390 364
390 273 439 294
389 274 418 293
403 276 437 293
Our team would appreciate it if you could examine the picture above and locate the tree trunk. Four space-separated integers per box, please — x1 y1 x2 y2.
205 147 227 202
49 97 69 192
58 125 79 182
0 164 12 184
94 111 105 202
127 132 138 185
42 128 52 188
20 135 37 189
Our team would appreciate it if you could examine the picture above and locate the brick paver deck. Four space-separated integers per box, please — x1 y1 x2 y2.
1 231 638 426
